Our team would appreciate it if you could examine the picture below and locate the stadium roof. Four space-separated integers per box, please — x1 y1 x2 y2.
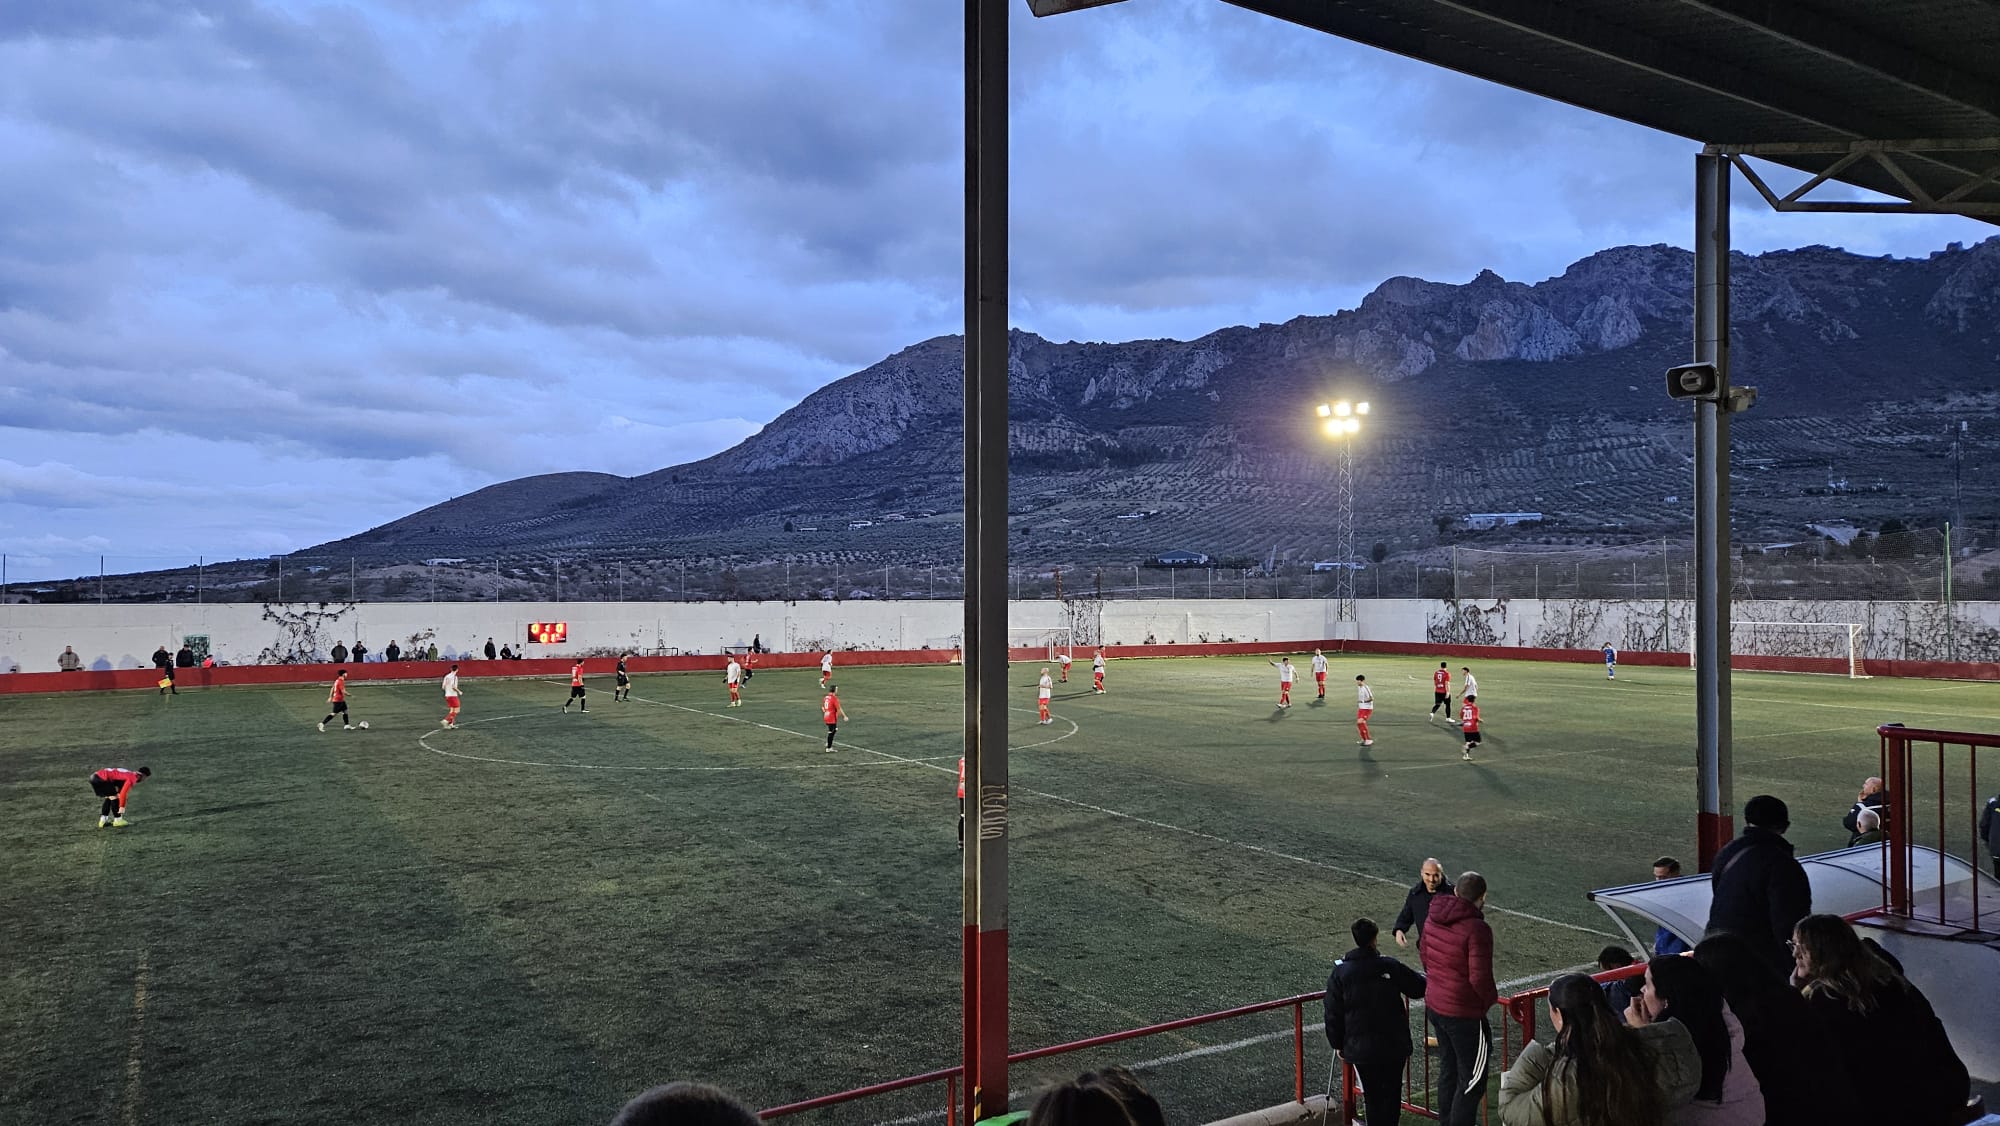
1050 0 2000 223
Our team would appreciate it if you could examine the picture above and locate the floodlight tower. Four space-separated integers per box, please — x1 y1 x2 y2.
1316 399 1369 624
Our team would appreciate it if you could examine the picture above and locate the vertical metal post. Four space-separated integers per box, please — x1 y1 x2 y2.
99 555 105 604
1944 523 1955 661
1335 441 1356 620
962 0 1010 1120
278 556 284 602
198 556 205 604
1693 152 1735 871
349 557 356 602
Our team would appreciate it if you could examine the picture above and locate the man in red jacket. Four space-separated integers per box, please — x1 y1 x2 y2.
1419 871 1498 1126
89 766 151 828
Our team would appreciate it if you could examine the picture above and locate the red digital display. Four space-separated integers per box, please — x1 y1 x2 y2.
528 621 569 644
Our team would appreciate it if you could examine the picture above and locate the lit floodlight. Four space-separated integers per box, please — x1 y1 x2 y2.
1334 401 1352 417
1344 417 1361 434
1316 403 1333 418
1356 402 1371 415
1322 419 1343 438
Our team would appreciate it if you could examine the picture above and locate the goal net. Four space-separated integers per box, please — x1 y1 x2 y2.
1007 627 1074 662
1708 621 1870 678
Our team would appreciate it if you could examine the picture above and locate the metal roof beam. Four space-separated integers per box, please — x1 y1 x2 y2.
1716 141 2000 217
1674 0 2000 119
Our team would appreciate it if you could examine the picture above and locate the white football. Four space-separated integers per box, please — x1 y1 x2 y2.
358 721 370 730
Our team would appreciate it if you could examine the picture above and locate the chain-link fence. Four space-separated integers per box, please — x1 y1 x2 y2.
3 525 1992 604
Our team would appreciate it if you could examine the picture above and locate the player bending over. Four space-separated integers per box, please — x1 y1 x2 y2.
1311 649 1328 699
821 684 849 752
615 655 631 701
563 661 588 713
1429 662 1452 722
90 765 150 828
1059 649 1072 683
320 668 356 731
442 664 462 728
1355 674 1375 746
1037 667 1053 724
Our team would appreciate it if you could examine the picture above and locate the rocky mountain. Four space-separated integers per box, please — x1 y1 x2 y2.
321 238 2000 569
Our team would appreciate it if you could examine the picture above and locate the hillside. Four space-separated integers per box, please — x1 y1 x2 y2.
308 239 2000 570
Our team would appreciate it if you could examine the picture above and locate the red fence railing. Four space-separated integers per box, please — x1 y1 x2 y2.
1879 724 1999 933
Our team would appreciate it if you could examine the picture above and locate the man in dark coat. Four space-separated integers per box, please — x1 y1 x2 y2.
1326 917 1426 1126
484 637 498 660
1841 776 1889 835
1706 794 1812 975
1391 858 1452 949
1980 792 2000 879
152 645 172 672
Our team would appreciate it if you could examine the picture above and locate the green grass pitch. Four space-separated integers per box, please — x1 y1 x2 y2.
4 655 1995 1124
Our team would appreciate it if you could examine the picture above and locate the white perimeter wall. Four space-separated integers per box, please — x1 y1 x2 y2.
1 597 1994 673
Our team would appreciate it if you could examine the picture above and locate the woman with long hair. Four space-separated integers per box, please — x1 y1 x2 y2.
1791 914 1970 1126
1693 933 1852 1126
1628 958 1764 1124
1498 973 1693 1126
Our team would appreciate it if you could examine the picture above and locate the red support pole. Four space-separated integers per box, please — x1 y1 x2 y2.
1292 1002 1305 1106
1884 728 1912 914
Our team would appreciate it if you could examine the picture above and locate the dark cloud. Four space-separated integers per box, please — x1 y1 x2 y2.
0 0 1990 574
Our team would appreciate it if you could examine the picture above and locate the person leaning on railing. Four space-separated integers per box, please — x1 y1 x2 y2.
1325 917 1427 1126
1497 972 1695 1126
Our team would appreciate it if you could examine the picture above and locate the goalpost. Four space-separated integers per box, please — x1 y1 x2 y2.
1696 621 1870 678
1006 627 1074 662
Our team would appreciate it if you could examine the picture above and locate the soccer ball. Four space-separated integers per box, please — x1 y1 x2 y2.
357 721 370 730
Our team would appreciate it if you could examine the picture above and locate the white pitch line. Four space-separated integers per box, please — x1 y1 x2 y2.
121 948 151 1126
414 710 958 772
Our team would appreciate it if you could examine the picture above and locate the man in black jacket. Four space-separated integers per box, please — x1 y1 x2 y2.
1980 792 2000 878
1326 917 1426 1126
1841 776 1889 836
1391 858 1452 949
1706 794 1812 975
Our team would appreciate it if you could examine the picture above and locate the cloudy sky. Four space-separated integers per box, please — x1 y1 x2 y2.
1 0 1991 581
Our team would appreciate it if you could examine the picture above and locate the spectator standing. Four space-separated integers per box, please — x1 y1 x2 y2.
385 640 401 663
1498 972 1687 1126
1420 872 1498 1126
1846 807 1884 846
175 644 195 668
1982 792 2000 878
484 637 497 660
1693 933 1853 1126
1628 957 1763 1126
57 645 82 672
608 1080 759 1126
1841 777 1889 836
330 641 348 665
1704 795 1811 976
1325 917 1427 1126
425 642 438 661
1392 859 1452 949
1651 857 1691 957
351 641 367 663
152 645 172 673
1790 914 1970 1126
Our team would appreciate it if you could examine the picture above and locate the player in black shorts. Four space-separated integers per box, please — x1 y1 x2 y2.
614 655 631 702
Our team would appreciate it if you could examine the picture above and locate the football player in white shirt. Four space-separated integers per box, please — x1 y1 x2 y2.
1311 649 1329 699
1092 650 1106 694
1059 649 1072 682
441 664 462 729
1458 667 1477 725
820 652 834 688
1355 674 1375 746
726 657 743 707
1037 667 1053 724
1268 656 1296 708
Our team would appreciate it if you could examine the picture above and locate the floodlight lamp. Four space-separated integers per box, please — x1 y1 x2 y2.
1356 402 1370 415
1344 417 1361 434
1334 401 1352 417
1316 403 1333 418
1322 419 1343 438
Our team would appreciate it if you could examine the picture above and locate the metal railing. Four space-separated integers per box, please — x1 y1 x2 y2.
1879 724 2000 933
